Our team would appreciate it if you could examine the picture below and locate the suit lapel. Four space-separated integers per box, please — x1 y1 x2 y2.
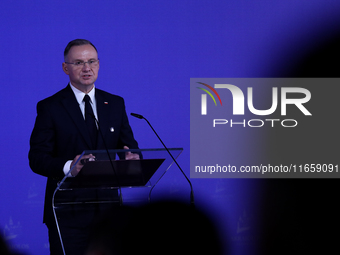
61 85 93 149
96 90 111 149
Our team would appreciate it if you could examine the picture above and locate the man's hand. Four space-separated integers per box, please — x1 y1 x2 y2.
124 146 140 160
70 154 95 177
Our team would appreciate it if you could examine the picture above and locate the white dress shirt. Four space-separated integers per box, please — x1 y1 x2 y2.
63 83 98 176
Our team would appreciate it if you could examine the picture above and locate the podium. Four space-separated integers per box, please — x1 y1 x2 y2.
51 148 183 254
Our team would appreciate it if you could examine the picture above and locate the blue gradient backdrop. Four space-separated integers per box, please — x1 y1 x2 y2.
1 1 340 254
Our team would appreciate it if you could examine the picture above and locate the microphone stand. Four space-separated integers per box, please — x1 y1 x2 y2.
89 113 123 205
131 113 194 206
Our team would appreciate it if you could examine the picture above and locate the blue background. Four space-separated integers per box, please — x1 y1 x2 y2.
1 1 340 254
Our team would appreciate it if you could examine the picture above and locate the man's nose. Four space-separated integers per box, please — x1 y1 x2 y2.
82 62 91 70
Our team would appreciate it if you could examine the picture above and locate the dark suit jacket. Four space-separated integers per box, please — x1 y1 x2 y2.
29 85 139 224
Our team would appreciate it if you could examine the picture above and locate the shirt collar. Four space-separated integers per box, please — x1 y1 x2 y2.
70 83 96 104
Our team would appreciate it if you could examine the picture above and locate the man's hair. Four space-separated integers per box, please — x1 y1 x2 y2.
64 39 98 60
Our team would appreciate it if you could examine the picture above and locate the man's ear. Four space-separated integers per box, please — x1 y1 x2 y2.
62 62 69 75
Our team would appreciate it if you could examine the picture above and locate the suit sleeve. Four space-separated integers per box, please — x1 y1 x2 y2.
116 98 139 152
28 100 67 179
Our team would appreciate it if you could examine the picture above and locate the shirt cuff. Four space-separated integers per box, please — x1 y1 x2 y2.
63 160 73 177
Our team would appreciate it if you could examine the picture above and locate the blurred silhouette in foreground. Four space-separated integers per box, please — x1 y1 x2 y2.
85 201 224 255
261 32 340 254
0 234 11 255
0 232 24 255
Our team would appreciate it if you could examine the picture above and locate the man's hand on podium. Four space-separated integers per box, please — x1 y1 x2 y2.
70 154 95 177
124 146 140 160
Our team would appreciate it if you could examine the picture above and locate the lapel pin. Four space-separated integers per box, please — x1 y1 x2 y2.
104 101 109 104
110 127 114 132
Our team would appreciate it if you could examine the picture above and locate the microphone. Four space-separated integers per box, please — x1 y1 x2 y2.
130 113 144 119
80 158 95 165
130 112 194 206
87 112 123 205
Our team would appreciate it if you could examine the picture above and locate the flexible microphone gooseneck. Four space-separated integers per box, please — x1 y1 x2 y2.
88 113 123 205
130 113 194 206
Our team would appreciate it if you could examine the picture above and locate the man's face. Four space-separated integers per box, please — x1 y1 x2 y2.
62 44 99 93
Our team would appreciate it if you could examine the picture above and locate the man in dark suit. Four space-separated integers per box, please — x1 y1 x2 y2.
29 39 139 255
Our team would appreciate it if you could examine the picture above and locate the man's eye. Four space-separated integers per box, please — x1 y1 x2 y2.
75 61 83 65
89 60 95 64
